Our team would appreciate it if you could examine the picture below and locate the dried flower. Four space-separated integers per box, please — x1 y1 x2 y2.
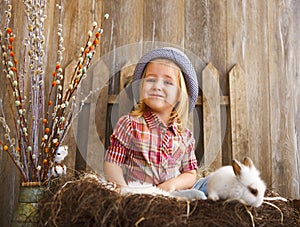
6 28 12 34
15 100 20 106
0 1 109 184
52 81 57 87
9 36 14 43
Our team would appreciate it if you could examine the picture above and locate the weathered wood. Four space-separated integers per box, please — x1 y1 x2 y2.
0 1 18 225
60 0 103 173
245 0 271 188
101 0 144 95
118 62 135 117
185 0 231 166
268 0 300 197
225 1 246 168
86 61 110 174
227 0 273 187
202 63 222 169
62 60 78 172
120 62 135 91
143 0 184 46
229 64 249 160
96 0 144 171
185 0 227 79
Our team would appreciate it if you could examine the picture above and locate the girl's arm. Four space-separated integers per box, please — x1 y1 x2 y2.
104 161 127 187
156 170 197 192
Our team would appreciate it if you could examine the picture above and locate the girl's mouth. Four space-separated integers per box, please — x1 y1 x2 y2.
149 94 164 98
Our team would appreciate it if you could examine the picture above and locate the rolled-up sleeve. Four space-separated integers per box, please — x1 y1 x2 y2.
105 115 133 165
180 132 198 172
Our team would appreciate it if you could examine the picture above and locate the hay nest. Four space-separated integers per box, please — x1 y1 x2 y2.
40 173 299 227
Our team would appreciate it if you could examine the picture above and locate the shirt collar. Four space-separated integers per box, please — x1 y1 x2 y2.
143 110 180 136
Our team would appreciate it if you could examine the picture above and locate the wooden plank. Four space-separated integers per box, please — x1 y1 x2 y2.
202 63 222 169
61 0 103 174
62 60 78 172
143 0 184 46
86 61 110 175
226 0 244 70
101 0 143 87
268 0 300 197
225 1 245 167
244 0 271 188
197 96 229 106
227 0 272 187
120 62 135 91
0 1 24 225
118 62 135 117
90 0 144 175
185 0 230 166
62 0 101 65
185 0 226 78
229 64 249 160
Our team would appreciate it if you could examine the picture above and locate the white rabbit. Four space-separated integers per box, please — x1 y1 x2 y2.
49 145 68 178
53 145 68 163
207 157 266 207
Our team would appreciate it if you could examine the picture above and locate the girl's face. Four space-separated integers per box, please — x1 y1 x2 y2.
141 60 180 120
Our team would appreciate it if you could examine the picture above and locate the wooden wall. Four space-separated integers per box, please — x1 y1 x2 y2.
100 0 300 198
0 0 299 225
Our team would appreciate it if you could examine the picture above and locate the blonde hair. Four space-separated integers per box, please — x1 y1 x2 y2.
131 59 190 131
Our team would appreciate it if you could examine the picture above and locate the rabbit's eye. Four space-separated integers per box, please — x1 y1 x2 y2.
57 152 61 156
248 186 258 196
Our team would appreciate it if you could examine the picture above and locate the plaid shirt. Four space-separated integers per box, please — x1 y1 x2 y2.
105 110 198 185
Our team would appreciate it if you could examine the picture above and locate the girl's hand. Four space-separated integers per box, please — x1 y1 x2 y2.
157 181 176 192
157 170 197 192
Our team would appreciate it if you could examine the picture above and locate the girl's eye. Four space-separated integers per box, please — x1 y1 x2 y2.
164 80 173 85
145 78 156 83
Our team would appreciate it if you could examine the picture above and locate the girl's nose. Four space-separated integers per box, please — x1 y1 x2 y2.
153 78 163 90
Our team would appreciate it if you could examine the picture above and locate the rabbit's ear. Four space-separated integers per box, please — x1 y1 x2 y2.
243 157 253 168
232 160 242 176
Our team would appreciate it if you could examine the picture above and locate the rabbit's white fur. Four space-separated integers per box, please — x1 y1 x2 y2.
207 157 266 207
54 145 68 163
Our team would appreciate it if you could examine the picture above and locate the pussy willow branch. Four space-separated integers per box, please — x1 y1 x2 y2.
1 42 33 181
0 101 27 182
1 0 109 183
23 0 47 182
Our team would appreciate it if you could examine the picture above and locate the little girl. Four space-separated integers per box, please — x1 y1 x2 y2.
104 47 199 192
